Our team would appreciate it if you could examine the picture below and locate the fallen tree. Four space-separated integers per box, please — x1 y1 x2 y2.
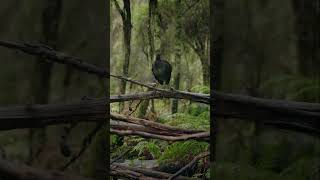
110 163 196 180
0 90 318 136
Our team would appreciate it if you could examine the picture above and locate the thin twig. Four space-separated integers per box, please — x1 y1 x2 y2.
0 40 174 94
112 0 125 18
168 151 210 180
110 149 130 164
128 100 143 116
60 121 106 170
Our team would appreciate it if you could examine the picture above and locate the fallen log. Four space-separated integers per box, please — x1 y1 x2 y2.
111 163 197 180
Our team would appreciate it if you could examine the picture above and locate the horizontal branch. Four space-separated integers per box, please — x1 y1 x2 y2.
110 113 209 142
0 158 91 180
111 113 204 134
111 163 197 180
0 39 318 117
0 39 318 135
0 99 106 131
169 151 209 180
0 40 108 77
111 90 209 104
0 90 318 136
110 129 210 142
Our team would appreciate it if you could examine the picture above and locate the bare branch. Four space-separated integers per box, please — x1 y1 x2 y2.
0 88 318 136
111 90 209 104
110 149 130 164
60 121 106 170
110 129 210 142
111 163 197 180
168 151 209 180
112 0 125 18
0 40 108 77
111 113 204 134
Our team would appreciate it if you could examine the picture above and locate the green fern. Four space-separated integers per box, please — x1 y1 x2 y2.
158 140 208 166
131 140 161 159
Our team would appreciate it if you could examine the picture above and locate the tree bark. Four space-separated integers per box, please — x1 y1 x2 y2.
119 0 132 95
138 0 158 118
200 53 209 86
28 0 62 165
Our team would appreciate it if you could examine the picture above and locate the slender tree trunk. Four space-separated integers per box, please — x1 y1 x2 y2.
171 71 180 114
148 0 157 65
171 0 182 114
28 0 62 165
119 0 132 95
113 0 132 111
138 0 158 118
200 54 210 86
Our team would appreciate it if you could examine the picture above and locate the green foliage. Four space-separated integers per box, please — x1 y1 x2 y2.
160 110 209 131
188 103 209 116
158 140 208 166
191 85 210 94
132 140 161 159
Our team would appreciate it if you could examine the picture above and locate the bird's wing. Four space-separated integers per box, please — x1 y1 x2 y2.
163 61 172 84
152 63 162 83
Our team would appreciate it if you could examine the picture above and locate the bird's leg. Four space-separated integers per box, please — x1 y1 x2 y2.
162 84 168 89
148 82 157 92
164 84 172 90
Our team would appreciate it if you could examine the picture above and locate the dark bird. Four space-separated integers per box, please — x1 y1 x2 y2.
152 54 172 85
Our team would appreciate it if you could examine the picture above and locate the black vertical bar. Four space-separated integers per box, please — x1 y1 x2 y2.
210 0 224 176
106 0 110 178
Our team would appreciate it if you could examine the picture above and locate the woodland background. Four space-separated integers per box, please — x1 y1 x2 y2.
0 0 318 180
111 0 320 179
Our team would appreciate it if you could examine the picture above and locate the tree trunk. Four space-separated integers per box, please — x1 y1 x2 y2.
171 72 180 114
28 0 62 165
172 0 182 113
119 0 132 95
148 0 157 64
200 54 210 86
138 0 158 118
